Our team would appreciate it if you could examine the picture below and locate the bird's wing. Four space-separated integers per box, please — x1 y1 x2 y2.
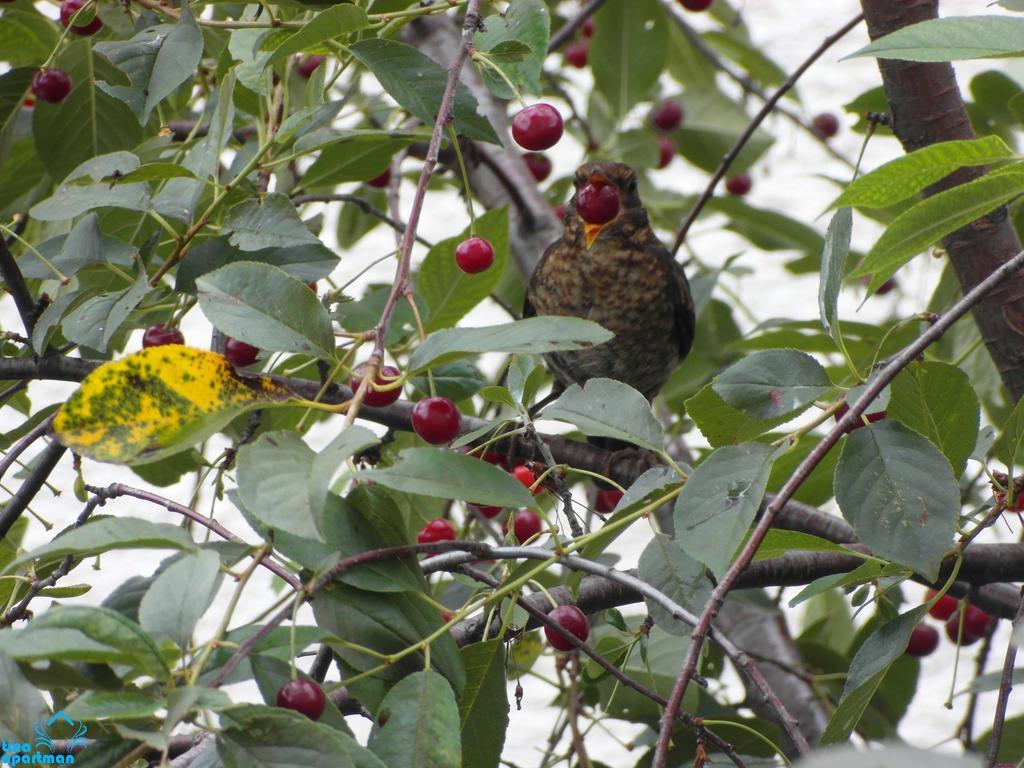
654 246 695 360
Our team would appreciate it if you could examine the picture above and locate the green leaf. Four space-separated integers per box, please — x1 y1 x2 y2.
196 260 335 357
410 317 613 372
224 192 322 251
177 236 339 293
302 137 414 188
63 691 162 722
266 4 369 65
591 0 668 117
418 208 510 331
852 169 1024 291
752 529 851 560
474 0 550 97
834 421 959 580
313 583 464 710
5 517 197 574
670 89 774 175
31 41 144 182
0 7 59 67
847 16 1024 62
674 442 779 578
217 709 359 768
0 605 168 676
0 651 49 743
348 39 499 144
237 431 320 540
94 6 203 123
887 361 979 476
362 448 537 509
638 533 711 634
410 361 486 402
0 67 34 139
708 195 821 255
62 264 149 353
368 671 462 768
545 378 664 451
975 714 1024 763
102 162 199 184
819 208 852 342
712 349 832 421
832 137 1016 210
30 151 151 221
819 606 929 745
458 640 508 768
993 391 1024 467
685 383 793 446
138 550 222 650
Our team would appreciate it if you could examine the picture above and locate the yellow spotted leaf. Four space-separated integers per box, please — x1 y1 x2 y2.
54 346 291 464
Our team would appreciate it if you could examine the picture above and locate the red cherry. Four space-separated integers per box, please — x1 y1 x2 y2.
657 136 675 169
926 590 959 621
680 0 714 10
367 168 391 188
905 624 940 657
553 204 567 220
811 112 840 139
31 70 72 104
60 0 102 35
505 509 543 543
544 604 590 651
468 502 503 519
650 99 684 132
512 464 540 495
576 181 620 225
296 55 324 79
725 174 752 196
595 489 623 514
963 605 993 639
523 152 553 182
454 236 495 274
863 275 898 295
481 450 510 470
565 39 589 68
417 517 457 545
276 679 326 720
512 103 564 151
22 96 35 109
440 610 454 623
411 396 461 444
945 614 981 646
224 337 259 367
142 324 184 348
834 400 887 434
581 17 594 37
351 363 402 408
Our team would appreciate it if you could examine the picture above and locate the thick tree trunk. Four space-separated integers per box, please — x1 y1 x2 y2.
861 0 1024 400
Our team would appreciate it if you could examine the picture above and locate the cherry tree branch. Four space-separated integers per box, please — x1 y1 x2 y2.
547 0 607 52
0 441 65 541
670 13 864 257
0 235 38 337
985 587 1024 768
346 0 483 426
651 247 1024 767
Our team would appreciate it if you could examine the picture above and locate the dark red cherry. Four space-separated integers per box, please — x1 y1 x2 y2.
512 103 564 151
576 181 619 225
276 679 326 720
351 363 402 408
544 604 590 651
142 324 184 348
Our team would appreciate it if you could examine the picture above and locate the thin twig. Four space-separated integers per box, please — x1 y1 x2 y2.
84 483 302 589
658 1 855 169
985 587 1024 767
290 193 434 248
344 0 483 427
0 413 55 486
548 0 607 52
651 247 1024 767
670 13 864 257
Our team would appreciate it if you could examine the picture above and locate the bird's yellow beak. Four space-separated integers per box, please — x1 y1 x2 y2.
582 172 611 249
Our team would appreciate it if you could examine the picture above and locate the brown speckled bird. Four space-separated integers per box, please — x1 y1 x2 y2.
524 161 695 402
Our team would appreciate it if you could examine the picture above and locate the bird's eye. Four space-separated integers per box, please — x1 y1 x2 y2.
628 180 637 193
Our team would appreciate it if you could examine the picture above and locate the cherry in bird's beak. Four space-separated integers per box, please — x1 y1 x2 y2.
580 172 618 249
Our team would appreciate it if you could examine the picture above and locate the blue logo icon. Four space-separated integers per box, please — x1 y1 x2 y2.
1 710 89 765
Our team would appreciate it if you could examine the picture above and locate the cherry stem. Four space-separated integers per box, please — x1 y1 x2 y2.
447 123 476 233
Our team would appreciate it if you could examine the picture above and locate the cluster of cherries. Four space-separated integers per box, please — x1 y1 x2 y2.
905 590 995 657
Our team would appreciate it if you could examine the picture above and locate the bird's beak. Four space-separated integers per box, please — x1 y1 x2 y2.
583 172 612 249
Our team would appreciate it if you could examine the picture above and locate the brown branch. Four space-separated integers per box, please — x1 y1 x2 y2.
985 587 1024 767
0 413 55 487
651 247 1024 767
670 13 864 257
0 235 38 337
861 0 1024 400
0 441 65 540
